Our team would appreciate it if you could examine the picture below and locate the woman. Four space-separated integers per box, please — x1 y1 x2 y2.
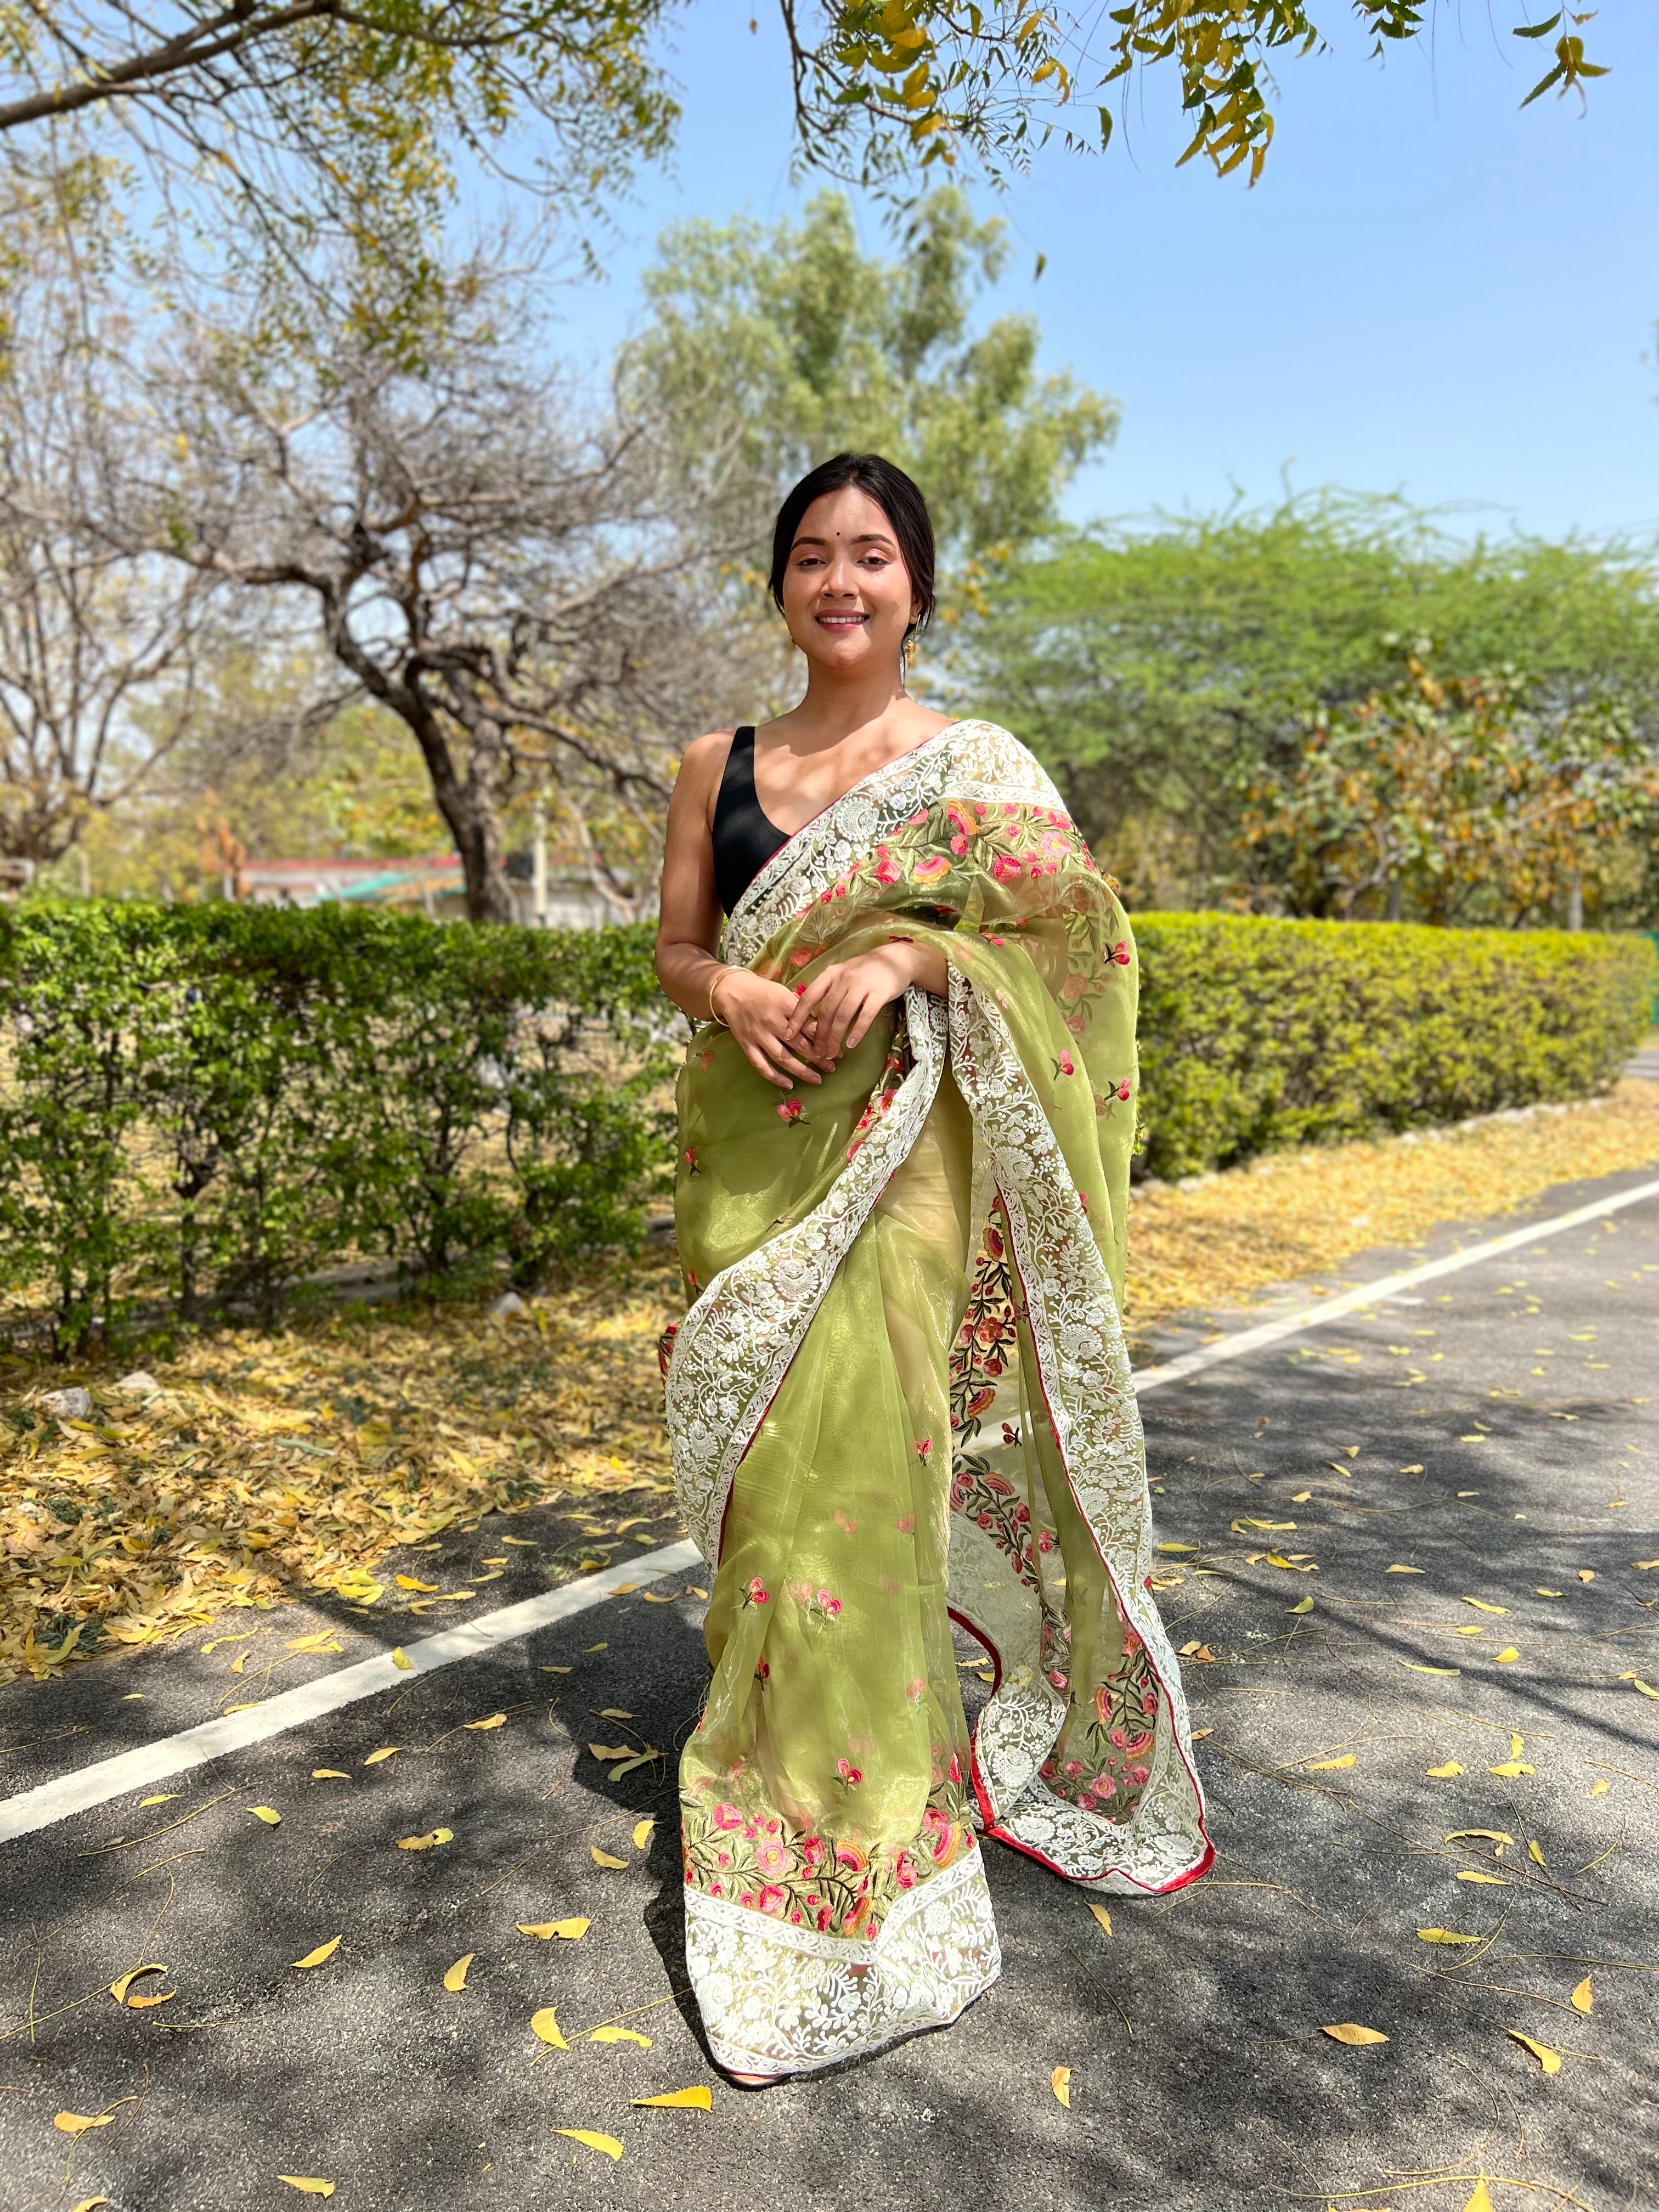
654 453 1210 2085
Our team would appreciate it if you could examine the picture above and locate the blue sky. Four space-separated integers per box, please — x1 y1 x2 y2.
545 0 1657 544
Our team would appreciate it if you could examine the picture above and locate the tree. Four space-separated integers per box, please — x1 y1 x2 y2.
1235 658 1659 927
966 495 1659 910
128 283 741 922
622 188 1118 588
0 1 1608 331
0 225 216 867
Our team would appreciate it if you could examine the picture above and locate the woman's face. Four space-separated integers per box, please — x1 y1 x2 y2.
778 486 919 676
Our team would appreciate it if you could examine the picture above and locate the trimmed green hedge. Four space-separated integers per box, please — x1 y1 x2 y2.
1132 913 1655 1181
0 903 674 1353
1 902 1651 1350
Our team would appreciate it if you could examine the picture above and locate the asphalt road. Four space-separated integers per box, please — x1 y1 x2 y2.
2 1161 1656 2212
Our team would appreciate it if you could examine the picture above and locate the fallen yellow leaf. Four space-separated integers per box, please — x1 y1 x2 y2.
1425 1762 1464 1778
1535 1588 1563 1597
127 1990 175 2010
590 2025 652 2047
1402 1662 1459 1675
1460 1598 1509 1615
633 1819 656 1850
1506 2029 1561 2073
54 2113 115 2135
1493 1646 1519 1664
1385 1565 1424 1575
641 1590 676 1603
554 2130 622 2160
1305 1753 1356 1771
591 1846 628 1869
1590 1778 1611 1797
1319 2023 1387 2045
1527 1840 1545 1867
588 1743 632 1761
230 1650 250 1674
1632 1679 1659 1701
1457 1871 1508 1885
1570 1975 1593 2014
396 1576 438 1592
69 2199 111 2210
600 1708 634 1720
1635 1561 1659 1571
1290 1490 1313 1502
465 1714 507 1731
1464 2179 1494 2212
247 1805 281 1825
519 1917 590 1940
1051 2064 1071 2107
1446 1830 1512 1845
1399 1464 1424 1475
312 1769 350 1781
1289 1596 1313 1615
1488 1761 1534 1778
634 2087 712 2109
391 1648 413 1671
1417 1928 1479 1944
396 1828 453 1850
291 1937 341 1970
532 2006 569 2049
687 1587 709 1600
611 1583 640 1595
363 1746 399 1765
110 1963 168 2005
1155 1543 1198 1554
287 1632 344 1655
444 1954 475 1993
1578 1570 1595 1583
1087 1901 1112 1937
278 2180 336 2197
137 1794 178 1808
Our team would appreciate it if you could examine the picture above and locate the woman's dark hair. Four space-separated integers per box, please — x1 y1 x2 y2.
768 452 936 645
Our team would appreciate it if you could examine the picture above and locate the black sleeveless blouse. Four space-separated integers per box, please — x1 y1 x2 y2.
712 725 791 915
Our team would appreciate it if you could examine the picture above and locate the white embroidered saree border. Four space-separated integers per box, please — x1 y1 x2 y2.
684 1847 1001 2076
665 987 947 1564
946 970 1211 1896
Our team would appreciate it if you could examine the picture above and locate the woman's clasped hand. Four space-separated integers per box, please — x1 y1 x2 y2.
717 941 947 1090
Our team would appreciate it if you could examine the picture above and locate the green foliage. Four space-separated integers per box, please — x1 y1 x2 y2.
1237 661 1659 925
967 496 1659 917
622 189 1118 575
0 904 675 1353
1132 912 1656 1181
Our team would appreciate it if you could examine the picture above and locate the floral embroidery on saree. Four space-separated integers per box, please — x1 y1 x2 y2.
667 719 1211 2075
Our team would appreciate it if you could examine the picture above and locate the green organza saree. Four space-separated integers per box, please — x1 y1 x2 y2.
664 719 1211 2076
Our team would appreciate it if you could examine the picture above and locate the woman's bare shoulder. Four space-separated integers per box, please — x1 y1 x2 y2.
671 729 738 817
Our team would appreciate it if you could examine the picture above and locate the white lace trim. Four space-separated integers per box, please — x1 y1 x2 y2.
722 719 1064 971
946 970 1210 1896
684 1848 1001 2076
665 988 947 1563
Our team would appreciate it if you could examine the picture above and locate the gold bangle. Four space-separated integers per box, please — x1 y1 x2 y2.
707 967 732 1025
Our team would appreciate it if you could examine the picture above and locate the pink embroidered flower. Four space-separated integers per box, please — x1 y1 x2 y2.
836 1757 864 1786
896 1513 915 1534
746 1576 769 1606
1064 1758 1085 1780
754 1838 792 1877
915 1436 932 1461
1110 1726 1130 1750
1091 1773 1115 1796
1049 1669 1070 1694
1077 1790 1098 1812
715 1853 731 1870
800 1835 826 1871
985 933 1005 945
816 1905 832 1932
1110 939 1131 966
776 1098 803 1122
816 1589 842 1618
1116 1076 1132 1102
895 1852 918 1891
912 854 951 884
947 1751 962 1786
1037 1528 1054 1554
874 847 902 887
991 855 1024 882
1058 1052 1074 1076
906 1676 927 1702
757 1883 788 1916
682 1147 699 1171
836 1839 868 1871
1122 1626 1144 1657
1128 1763 1152 1787
712 1802 743 1831
1142 1690 1158 1716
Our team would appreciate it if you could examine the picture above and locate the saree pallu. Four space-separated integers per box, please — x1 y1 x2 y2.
664 718 1211 2077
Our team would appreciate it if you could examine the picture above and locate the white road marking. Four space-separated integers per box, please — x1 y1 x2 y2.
0 1541 702 1845
5 1170 1658 1848
1131 1172 1659 1396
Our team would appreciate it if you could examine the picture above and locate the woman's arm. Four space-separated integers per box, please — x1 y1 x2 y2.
780 936 948 1070
654 735 825 1092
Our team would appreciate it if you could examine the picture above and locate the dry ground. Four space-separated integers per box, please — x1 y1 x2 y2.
3 1079 1656 1690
